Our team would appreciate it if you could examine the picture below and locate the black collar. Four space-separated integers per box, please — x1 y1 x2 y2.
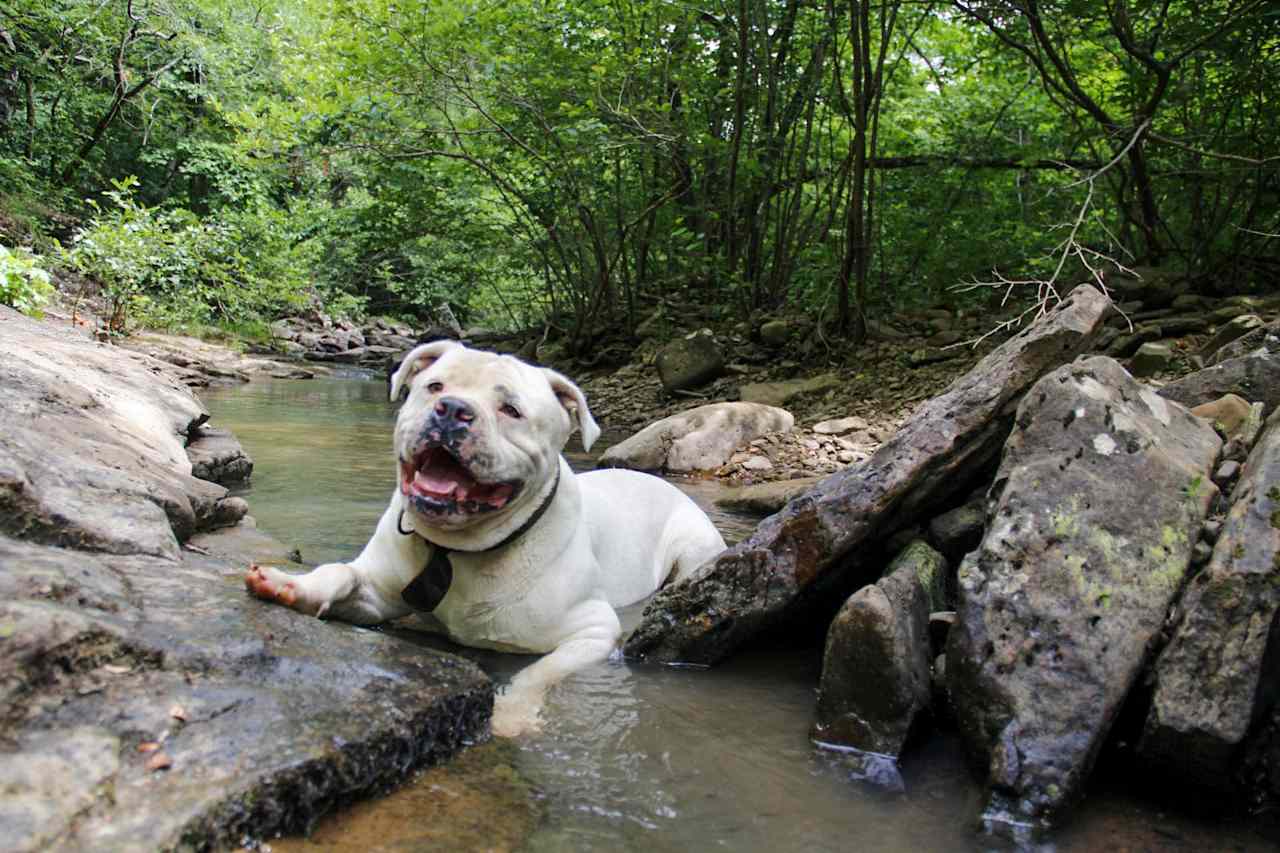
398 467 561 611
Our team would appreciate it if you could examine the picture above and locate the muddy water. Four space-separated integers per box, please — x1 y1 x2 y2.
203 376 1269 853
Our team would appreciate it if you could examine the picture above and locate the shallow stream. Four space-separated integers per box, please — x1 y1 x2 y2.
203 375 1268 852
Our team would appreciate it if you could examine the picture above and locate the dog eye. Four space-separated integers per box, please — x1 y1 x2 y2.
500 403 522 419
426 381 443 393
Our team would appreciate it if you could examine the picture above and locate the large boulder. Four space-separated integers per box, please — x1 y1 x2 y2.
598 402 794 473
624 284 1112 665
656 329 725 392
1137 408 1280 792
0 308 243 558
946 357 1222 838
0 307 492 850
812 541 948 763
1159 347 1280 416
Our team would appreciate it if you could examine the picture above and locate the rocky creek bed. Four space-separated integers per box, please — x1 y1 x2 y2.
7 272 1280 848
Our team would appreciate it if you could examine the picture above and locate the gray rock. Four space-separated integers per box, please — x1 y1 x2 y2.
1210 318 1279 366
1137 409 1280 793
186 426 253 485
598 402 794 473
758 319 793 347
928 498 986 560
812 415 870 435
739 373 842 408
1212 459 1241 487
0 308 492 851
812 541 947 760
1201 314 1264 364
946 356 1221 838
624 284 1111 665
714 477 824 514
1104 324 1164 358
0 308 227 559
305 345 371 364
1131 341 1175 376
656 329 725 392
1159 347 1280 416
0 536 491 852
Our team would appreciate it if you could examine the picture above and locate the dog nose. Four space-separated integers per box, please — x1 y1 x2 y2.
433 396 475 427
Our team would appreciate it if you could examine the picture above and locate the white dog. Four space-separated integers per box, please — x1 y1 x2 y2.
245 341 726 736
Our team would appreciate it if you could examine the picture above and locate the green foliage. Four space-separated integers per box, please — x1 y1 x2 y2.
63 178 309 332
0 245 55 316
1 0 1275 345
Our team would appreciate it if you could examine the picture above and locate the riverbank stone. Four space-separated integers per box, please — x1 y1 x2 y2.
0 308 493 851
598 402 794 473
946 356 1222 838
656 329 725 392
1137 408 1280 794
1159 346 1280 416
624 284 1111 665
812 542 945 770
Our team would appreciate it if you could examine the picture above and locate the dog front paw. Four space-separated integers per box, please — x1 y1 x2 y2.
245 564 315 615
492 690 544 738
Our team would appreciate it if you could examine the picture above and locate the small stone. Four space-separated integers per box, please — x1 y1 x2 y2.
1190 540 1214 566
813 416 870 435
741 456 774 471
1200 519 1222 543
836 450 857 464
1212 459 1241 486
1130 342 1175 377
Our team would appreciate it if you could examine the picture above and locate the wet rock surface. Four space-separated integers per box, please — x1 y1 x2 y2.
1138 408 1280 791
623 284 1111 666
0 308 491 852
813 541 947 760
946 356 1222 837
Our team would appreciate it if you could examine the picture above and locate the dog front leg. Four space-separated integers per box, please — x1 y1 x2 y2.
492 602 621 738
245 499 423 625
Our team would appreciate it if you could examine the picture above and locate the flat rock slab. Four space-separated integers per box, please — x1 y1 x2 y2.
739 373 842 408
1139 408 1280 791
0 535 491 852
624 285 1111 665
714 477 825 514
947 357 1221 837
598 402 794 473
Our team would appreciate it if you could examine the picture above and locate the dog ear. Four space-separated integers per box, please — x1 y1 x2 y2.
389 340 459 402
544 369 601 451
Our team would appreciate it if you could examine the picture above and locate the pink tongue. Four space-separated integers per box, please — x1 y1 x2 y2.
414 470 459 496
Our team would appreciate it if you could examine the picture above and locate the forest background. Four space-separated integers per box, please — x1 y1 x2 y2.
1 0 1275 357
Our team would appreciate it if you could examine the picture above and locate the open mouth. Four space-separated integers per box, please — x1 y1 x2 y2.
400 446 519 515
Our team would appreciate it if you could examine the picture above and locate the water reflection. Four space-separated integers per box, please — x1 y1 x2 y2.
203 376 1275 853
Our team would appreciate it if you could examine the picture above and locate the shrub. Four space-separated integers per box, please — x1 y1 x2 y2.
0 244 55 316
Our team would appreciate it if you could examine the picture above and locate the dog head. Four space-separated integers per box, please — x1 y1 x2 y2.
389 341 599 540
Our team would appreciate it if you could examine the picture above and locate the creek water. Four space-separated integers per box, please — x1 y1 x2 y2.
203 375 1269 853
